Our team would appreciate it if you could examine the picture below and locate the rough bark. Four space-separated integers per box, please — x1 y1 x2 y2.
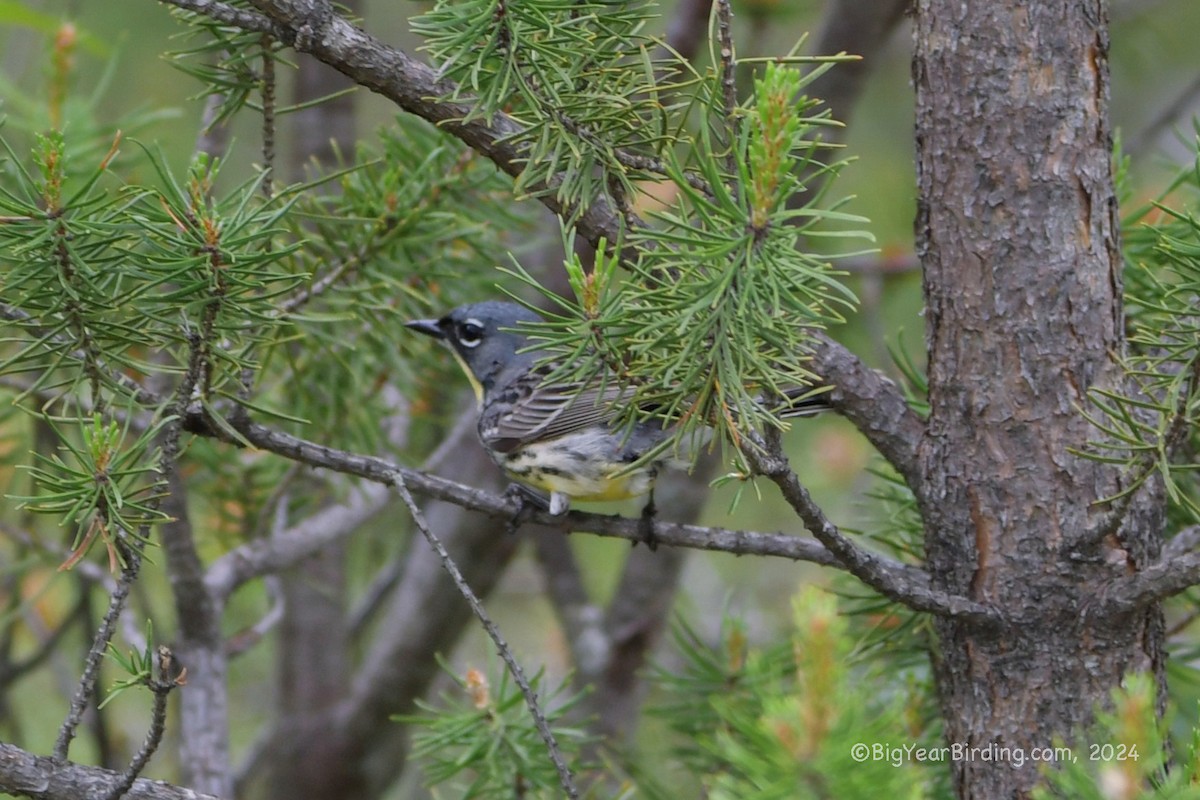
0 741 221 800
912 1 1165 797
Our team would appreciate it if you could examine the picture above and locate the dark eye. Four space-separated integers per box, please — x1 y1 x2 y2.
458 320 484 347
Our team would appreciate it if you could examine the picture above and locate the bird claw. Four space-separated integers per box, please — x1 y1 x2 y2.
636 495 659 552
503 484 547 534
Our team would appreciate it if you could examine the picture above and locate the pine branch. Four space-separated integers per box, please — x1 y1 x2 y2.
1100 548 1200 614
0 741 219 800
1080 354 1200 548
179 405 861 567
99 648 184 800
742 431 998 624
1099 526 1200 616
148 0 927 488
715 0 739 176
204 483 388 601
807 331 926 491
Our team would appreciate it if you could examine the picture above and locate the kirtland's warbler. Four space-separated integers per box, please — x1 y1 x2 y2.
406 301 830 523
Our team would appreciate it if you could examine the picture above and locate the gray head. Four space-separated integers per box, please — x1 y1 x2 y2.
405 301 544 391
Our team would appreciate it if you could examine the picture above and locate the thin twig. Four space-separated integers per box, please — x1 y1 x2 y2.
390 472 580 799
178 408 977 619
715 0 738 176
99 647 184 800
260 34 277 197
53 546 142 760
185 405 849 559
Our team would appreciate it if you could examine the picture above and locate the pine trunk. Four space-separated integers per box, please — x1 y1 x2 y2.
913 1 1166 797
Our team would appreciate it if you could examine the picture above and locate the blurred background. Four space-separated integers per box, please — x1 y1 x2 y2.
3 0 1200 796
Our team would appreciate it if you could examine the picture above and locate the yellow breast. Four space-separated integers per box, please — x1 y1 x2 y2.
498 438 655 503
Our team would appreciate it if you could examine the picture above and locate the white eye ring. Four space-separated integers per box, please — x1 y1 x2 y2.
459 318 484 348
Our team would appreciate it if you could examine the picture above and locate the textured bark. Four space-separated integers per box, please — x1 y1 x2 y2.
0 741 222 800
913 2 1165 797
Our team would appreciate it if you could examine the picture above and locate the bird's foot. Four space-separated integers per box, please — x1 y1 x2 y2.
503 484 548 535
637 495 659 552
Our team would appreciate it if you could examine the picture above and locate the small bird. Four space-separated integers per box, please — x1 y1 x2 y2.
406 301 829 538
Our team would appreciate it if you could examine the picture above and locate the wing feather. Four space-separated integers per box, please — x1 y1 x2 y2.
480 375 631 453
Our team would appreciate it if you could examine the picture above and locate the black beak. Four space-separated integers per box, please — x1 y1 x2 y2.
405 318 444 340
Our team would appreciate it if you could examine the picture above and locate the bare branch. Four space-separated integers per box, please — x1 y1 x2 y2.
742 432 997 623
1098 525 1200 613
260 33 277 195
204 484 388 601
53 547 141 761
390 473 580 799
181 406 855 568
806 332 925 491
1098 549 1200 614
0 741 219 800
715 0 738 175
224 576 285 657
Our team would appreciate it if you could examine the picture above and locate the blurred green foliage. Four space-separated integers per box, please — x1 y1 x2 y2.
3 2 1200 797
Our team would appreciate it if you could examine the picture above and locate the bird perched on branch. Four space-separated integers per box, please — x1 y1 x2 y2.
407 300 829 545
